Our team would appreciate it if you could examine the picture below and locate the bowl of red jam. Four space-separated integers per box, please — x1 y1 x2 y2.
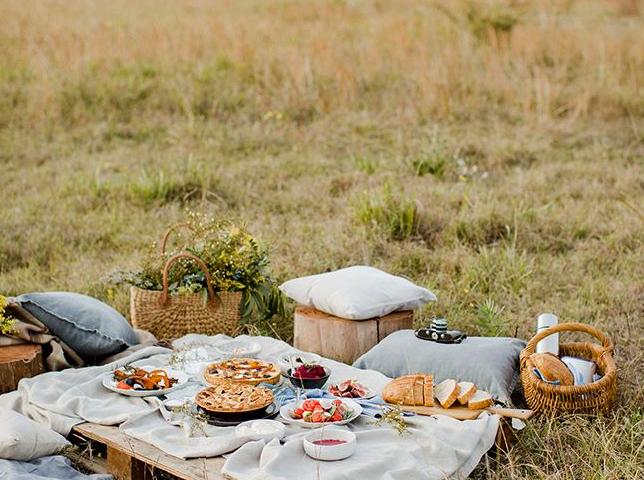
303 428 356 461
286 364 331 390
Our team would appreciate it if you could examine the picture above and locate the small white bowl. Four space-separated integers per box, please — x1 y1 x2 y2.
235 420 286 442
303 428 356 461
163 399 185 412
277 352 322 374
216 340 262 358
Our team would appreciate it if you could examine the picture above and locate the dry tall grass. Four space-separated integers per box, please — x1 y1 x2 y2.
1 0 642 129
1 1 642 478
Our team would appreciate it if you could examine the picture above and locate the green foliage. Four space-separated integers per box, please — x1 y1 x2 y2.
407 152 447 178
406 135 451 178
466 2 519 39
355 185 420 240
453 212 512 247
467 246 533 296
474 298 509 336
353 155 378 174
0 295 16 334
58 62 160 125
128 170 203 206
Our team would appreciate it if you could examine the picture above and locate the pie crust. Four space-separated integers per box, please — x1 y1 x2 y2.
204 357 281 386
195 383 274 413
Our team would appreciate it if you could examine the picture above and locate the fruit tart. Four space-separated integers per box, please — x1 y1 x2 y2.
204 357 281 386
195 382 274 414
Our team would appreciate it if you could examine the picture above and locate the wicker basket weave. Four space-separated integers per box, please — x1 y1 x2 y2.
520 322 617 415
130 251 242 341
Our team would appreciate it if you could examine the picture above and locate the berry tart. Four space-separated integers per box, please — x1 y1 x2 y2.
195 382 274 414
204 358 281 386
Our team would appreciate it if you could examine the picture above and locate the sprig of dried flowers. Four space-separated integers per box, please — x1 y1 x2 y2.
374 405 410 435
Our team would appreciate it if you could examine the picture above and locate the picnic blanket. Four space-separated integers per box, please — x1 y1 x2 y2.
0 334 500 480
0 455 113 480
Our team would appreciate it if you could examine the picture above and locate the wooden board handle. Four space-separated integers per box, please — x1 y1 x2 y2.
389 403 535 421
486 407 534 420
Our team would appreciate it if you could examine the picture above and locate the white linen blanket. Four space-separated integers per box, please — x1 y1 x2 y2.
0 334 499 479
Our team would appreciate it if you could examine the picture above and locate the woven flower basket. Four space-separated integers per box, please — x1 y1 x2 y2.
520 322 617 416
130 251 242 341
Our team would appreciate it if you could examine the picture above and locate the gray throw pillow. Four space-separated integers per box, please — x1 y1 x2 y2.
15 292 139 362
353 329 526 404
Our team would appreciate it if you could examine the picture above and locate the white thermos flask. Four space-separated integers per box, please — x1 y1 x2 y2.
536 313 559 355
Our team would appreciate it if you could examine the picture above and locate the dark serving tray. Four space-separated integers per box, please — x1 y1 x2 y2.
197 402 280 427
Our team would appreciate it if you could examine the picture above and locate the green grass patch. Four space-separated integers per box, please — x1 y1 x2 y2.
355 185 421 240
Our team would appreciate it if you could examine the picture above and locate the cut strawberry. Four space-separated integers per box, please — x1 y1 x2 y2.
302 400 319 412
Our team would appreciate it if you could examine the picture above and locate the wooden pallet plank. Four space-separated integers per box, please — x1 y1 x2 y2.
73 423 229 480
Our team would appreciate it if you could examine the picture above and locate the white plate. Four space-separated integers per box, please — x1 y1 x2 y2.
235 419 286 442
279 398 362 428
215 340 262 358
102 366 189 397
327 385 375 400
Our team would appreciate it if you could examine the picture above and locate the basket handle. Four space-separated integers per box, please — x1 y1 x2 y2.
524 322 614 357
160 222 195 255
159 252 221 309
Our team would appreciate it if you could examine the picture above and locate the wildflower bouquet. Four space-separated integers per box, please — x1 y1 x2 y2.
0 295 16 335
112 213 284 324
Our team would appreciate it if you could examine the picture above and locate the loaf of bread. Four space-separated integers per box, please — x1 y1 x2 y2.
382 374 433 407
530 352 574 386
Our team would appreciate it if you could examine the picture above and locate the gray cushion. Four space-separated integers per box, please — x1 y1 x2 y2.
15 292 139 362
353 329 526 404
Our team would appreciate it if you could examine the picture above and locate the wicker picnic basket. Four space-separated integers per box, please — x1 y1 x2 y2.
520 322 617 416
130 251 242 341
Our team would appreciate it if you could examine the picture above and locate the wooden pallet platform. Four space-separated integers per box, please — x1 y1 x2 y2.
68 417 517 479
70 423 230 480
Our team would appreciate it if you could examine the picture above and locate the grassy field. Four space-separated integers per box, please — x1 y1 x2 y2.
1 0 642 477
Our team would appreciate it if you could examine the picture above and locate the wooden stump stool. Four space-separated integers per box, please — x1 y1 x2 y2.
0 344 44 394
293 306 413 364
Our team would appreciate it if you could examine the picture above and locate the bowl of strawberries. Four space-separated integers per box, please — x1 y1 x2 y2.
280 398 362 428
286 363 331 390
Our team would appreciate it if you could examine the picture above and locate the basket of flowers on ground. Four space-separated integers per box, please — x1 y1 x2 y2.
116 213 284 341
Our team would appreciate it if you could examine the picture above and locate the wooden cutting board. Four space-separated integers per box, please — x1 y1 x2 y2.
390 404 534 421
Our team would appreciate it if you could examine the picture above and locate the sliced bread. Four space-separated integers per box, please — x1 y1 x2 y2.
456 381 477 405
435 379 460 408
383 374 422 405
468 390 493 410
413 376 424 406
383 374 434 407
423 375 434 407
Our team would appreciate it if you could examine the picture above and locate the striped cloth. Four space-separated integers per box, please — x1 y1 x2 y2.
259 383 400 417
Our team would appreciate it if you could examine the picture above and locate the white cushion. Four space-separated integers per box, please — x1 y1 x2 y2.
279 266 436 320
0 408 70 461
